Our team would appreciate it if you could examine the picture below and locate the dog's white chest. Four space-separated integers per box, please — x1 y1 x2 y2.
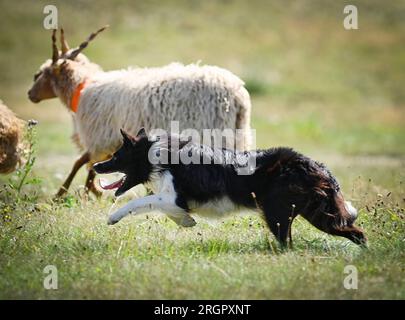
146 171 239 218
146 171 175 195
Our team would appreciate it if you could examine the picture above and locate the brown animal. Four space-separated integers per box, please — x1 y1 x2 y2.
0 101 25 174
28 28 105 198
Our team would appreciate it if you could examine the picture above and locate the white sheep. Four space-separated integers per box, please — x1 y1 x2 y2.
28 27 252 197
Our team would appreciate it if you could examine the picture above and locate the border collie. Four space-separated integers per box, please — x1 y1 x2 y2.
93 128 366 247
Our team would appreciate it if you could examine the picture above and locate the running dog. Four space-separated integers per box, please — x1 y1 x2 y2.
93 128 366 247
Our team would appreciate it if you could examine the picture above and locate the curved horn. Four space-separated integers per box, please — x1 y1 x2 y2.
67 25 109 60
51 29 59 64
60 28 70 54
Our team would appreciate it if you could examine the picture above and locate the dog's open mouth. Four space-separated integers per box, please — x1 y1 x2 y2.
99 175 126 190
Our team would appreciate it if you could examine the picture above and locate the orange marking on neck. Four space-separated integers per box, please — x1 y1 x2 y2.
70 80 88 113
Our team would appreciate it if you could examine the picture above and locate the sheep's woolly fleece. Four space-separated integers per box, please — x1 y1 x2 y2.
0 101 25 174
76 63 252 162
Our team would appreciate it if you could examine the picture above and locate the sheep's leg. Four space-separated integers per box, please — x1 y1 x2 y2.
55 152 90 198
84 169 102 198
108 193 193 225
235 93 252 151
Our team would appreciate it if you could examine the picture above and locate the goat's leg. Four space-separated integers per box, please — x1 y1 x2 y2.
84 169 102 198
55 152 90 198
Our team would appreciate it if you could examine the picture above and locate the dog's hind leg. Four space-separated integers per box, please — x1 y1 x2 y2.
300 193 367 246
328 225 366 245
302 211 366 245
55 152 90 198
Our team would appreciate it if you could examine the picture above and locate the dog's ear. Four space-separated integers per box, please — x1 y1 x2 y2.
120 129 136 145
135 127 147 140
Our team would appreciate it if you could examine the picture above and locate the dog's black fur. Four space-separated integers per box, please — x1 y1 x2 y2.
94 129 366 247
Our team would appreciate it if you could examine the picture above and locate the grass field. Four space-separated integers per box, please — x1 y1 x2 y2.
0 0 404 299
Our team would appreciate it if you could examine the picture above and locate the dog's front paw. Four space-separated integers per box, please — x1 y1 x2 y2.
107 215 120 225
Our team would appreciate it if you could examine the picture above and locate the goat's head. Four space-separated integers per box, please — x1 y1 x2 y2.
28 26 108 103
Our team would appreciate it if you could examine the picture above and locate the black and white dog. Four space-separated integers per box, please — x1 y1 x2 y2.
93 128 366 247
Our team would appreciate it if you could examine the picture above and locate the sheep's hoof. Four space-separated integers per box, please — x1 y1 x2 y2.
84 181 103 199
54 188 68 200
90 187 102 198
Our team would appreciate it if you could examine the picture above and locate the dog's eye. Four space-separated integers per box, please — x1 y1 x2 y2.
33 72 41 81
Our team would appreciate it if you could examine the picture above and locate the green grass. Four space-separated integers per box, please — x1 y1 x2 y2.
0 175 404 299
0 0 405 299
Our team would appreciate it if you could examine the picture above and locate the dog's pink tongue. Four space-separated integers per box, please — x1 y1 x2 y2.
99 177 124 190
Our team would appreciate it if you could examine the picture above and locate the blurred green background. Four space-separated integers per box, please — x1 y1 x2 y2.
1 0 404 158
